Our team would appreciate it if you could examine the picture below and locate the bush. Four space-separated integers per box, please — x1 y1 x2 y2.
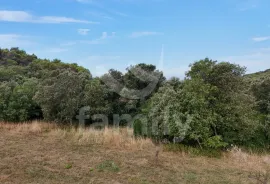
164 144 223 158
203 136 228 149
97 160 120 172
133 120 143 137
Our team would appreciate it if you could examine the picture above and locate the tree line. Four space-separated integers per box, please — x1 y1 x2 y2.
0 47 270 149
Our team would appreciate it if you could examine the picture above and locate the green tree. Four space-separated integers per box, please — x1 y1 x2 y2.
0 81 14 121
187 59 256 145
147 59 257 147
81 78 111 115
4 78 41 122
34 70 90 123
251 79 270 147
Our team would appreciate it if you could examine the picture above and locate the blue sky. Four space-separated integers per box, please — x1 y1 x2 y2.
0 0 270 78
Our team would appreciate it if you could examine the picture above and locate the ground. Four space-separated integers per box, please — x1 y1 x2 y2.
0 122 269 184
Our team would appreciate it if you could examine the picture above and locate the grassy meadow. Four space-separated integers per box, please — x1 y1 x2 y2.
1 122 270 184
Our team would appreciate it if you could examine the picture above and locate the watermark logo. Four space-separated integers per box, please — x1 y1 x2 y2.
76 45 190 142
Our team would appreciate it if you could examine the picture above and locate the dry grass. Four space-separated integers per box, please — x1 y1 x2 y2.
0 121 154 151
227 146 270 171
50 126 154 151
0 121 57 133
1 122 270 184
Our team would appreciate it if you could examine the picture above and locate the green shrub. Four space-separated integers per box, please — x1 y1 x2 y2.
203 136 228 149
164 144 223 158
65 163 72 169
97 160 120 172
133 120 143 137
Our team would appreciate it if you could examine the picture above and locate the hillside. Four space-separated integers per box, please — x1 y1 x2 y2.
245 69 270 84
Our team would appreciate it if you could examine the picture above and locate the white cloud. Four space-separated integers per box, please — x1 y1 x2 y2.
60 41 77 46
130 31 163 38
88 11 114 20
252 36 270 42
44 48 68 53
75 0 128 17
238 0 258 11
61 32 116 46
110 10 128 17
0 34 33 48
78 29 90 35
0 10 32 22
101 32 108 39
76 0 94 3
113 0 164 2
220 49 270 74
39 16 93 24
0 10 98 24
239 4 257 11
80 39 103 44
162 66 189 79
260 47 270 52
80 32 115 44
100 32 116 40
87 55 121 61
77 55 121 76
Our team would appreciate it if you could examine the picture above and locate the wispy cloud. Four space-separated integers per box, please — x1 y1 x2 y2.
77 55 121 76
61 32 116 46
163 66 189 79
110 10 128 17
259 47 270 52
81 31 116 44
101 32 116 39
75 0 128 17
252 36 270 42
76 0 95 4
0 10 98 24
60 41 77 46
39 16 95 24
88 11 114 20
130 31 163 38
101 32 108 39
112 0 164 3
44 48 68 53
239 4 257 11
78 28 90 35
220 48 270 74
0 34 34 48
238 0 258 11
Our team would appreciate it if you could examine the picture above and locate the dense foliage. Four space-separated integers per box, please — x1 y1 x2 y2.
0 48 269 149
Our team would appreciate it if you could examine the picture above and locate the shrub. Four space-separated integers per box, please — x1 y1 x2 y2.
97 160 120 172
203 136 228 149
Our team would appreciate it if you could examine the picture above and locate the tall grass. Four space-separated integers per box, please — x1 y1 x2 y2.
1 121 270 183
1 121 270 162
0 121 57 133
0 121 154 151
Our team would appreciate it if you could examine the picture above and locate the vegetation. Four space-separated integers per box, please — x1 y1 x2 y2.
1 47 270 150
1 122 270 184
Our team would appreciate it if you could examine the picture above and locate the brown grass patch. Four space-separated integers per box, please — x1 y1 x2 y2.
0 121 57 133
1 121 270 184
49 127 154 151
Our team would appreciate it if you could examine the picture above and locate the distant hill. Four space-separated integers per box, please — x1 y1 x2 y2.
244 69 270 85
0 47 38 66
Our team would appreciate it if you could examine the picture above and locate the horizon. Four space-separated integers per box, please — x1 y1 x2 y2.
1 0 270 78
